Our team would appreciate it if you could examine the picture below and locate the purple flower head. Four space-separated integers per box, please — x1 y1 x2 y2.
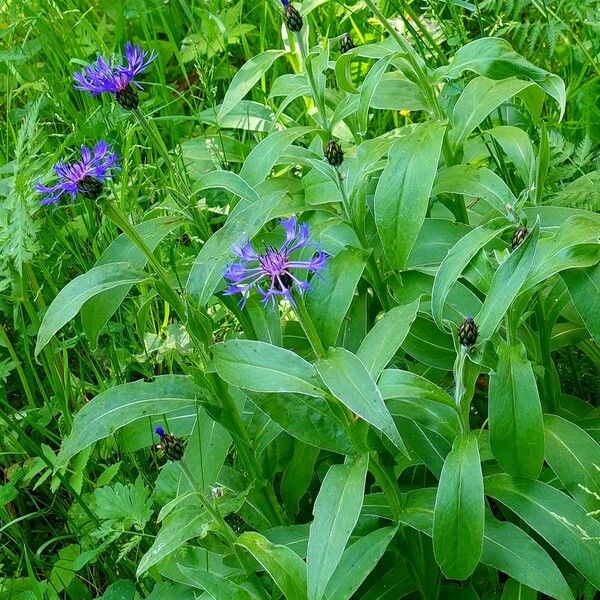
73 42 157 109
35 140 119 206
154 425 166 438
224 216 328 308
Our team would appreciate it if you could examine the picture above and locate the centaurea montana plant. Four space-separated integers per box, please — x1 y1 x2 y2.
34 140 119 206
73 42 157 109
224 217 328 308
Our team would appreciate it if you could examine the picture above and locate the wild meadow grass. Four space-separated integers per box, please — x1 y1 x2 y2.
1 0 599 598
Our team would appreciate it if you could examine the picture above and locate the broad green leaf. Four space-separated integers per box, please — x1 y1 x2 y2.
236 532 308 600
316 348 406 454
544 414 600 512
335 43 392 93
401 489 574 600
324 526 398 600
218 50 285 120
485 474 600 588
194 169 261 204
178 566 256 600
486 126 535 185
438 37 565 118
489 340 544 478
138 494 244 576
35 262 149 356
281 441 321 516
561 263 600 346
186 190 302 305
356 301 419 379
357 55 394 136
239 127 315 188
212 339 325 397
307 454 369 600
82 217 182 348
431 218 511 327
476 218 540 341
369 72 429 112
432 165 517 216
239 389 353 454
374 121 446 271
305 247 367 349
433 434 484 580
450 76 533 148
57 376 202 467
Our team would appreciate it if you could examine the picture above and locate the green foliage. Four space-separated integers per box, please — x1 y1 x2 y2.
2 0 600 598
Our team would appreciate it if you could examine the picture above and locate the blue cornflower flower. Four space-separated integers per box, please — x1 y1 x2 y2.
35 140 119 206
224 216 328 308
73 42 157 109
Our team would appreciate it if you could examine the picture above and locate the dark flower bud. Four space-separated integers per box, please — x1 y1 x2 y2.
325 140 344 167
511 226 528 250
282 0 303 32
78 176 104 200
458 317 478 347
115 84 139 110
155 425 185 461
341 33 355 54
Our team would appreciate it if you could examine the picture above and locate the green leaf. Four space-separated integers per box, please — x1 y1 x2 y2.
178 566 257 600
186 190 302 305
35 262 149 356
489 340 544 478
218 50 285 120
305 247 367 349
483 517 573 600
544 414 600 512
374 121 446 271
450 76 533 149
316 348 406 454
501 580 537 600
400 489 574 600
212 339 325 397
438 37 565 119
476 218 540 341
57 376 202 466
431 218 511 327
237 389 353 454
432 165 517 216
485 474 600 589
486 126 535 185
561 263 600 346
82 217 182 348
357 55 394 136
239 127 315 188
307 454 369 600
236 531 308 600
433 433 484 580
356 301 419 379
324 526 398 600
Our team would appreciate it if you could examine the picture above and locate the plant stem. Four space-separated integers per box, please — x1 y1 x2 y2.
104 200 187 321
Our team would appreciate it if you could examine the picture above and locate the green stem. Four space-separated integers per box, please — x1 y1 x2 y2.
104 201 187 321
295 33 330 134
292 293 326 358
178 462 271 600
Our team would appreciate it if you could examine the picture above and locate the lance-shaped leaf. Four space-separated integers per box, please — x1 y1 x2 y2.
433 433 484 580
374 121 446 271
57 376 203 467
36 262 149 355
561 263 600 346
489 340 544 478
431 218 511 327
485 474 600 589
307 454 369 600
212 339 325 397
356 300 419 379
236 532 308 600
316 348 407 454
476 218 539 341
